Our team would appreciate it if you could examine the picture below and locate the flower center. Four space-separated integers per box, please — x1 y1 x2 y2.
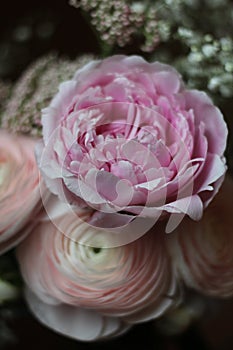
92 247 102 254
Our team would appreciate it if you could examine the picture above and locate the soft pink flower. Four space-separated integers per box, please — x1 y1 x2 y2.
0 131 42 253
167 174 233 297
17 198 179 341
38 55 227 233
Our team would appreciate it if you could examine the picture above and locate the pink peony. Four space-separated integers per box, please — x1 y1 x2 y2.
167 174 233 298
38 55 227 234
17 197 179 341
0 131 42 254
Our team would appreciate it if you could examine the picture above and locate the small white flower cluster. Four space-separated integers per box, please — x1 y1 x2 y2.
70 0 160 52
175 30 233 99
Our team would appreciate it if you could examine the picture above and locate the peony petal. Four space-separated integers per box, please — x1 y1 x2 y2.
195 153 226 194
153 71 181 95
163 194 203 222
183 90 228 155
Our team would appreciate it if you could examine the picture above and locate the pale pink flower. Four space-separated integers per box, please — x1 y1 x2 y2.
38 55 227 233
17 197 179 341
0 131 42 253
167 174 233 298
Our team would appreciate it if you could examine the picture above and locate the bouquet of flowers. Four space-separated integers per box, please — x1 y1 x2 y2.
0 0 232 346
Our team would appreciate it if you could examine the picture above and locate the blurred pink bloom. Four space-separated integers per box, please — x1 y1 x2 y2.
167 174 233 298
38 55 227 232
17 197 180 341
0 131 42 254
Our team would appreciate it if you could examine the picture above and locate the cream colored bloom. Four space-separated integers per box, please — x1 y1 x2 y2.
168 175 233 297
0 131 42 254
17 197 180 341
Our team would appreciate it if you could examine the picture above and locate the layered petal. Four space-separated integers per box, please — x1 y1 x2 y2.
167 175 233 297
0 131 44 253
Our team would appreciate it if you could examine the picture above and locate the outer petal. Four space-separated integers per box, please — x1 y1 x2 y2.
25 288 130 341
183 90 228 155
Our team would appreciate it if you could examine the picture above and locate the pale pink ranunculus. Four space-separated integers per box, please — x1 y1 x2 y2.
167 174 233 298
38 55 228 233
0 130 42 254
17 198 180 341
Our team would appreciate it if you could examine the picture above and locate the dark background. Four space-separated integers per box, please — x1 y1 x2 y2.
0 0 98 81
3 297 233 350
0 1 233 349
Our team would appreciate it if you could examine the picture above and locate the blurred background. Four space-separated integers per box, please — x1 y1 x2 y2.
0 0 98 81
0 0 232 349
